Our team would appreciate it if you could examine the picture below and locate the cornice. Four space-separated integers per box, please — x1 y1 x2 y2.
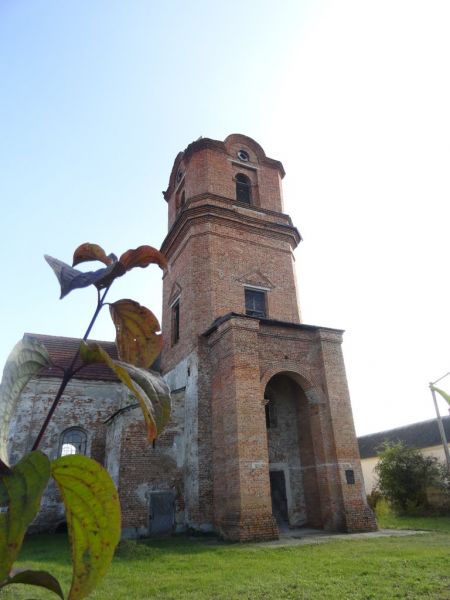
160 201 301 258
202 312 345 338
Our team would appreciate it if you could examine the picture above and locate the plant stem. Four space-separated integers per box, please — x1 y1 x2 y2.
32 286 112 451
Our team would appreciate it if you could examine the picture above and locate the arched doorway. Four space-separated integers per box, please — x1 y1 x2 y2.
264 372 322 530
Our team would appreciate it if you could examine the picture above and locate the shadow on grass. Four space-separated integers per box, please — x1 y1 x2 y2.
116 534 236 560
20 532 234 567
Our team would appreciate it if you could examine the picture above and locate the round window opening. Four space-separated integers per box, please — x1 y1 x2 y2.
237 150 249 162
176 169 183 183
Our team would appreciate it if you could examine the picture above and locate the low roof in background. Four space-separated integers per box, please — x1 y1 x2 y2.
358 416 450 459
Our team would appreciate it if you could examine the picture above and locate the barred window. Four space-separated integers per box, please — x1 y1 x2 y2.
245 288 266 318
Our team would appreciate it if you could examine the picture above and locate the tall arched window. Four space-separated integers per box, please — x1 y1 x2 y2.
236 174 251 204
59 427 87 457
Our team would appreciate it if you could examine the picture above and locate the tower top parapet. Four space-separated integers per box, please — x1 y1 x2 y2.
163 134 288 230
163 134 285 202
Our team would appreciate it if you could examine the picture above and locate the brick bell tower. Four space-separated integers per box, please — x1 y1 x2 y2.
160 134 376 541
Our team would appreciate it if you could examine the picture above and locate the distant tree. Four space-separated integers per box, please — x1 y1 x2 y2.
375 441 441 513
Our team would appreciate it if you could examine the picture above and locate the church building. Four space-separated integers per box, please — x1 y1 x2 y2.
7 134 376 541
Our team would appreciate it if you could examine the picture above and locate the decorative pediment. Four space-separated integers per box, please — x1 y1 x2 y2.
236 270 275 290
168 282 182 306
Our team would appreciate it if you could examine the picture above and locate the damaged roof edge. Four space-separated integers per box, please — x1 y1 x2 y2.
202 312 345 337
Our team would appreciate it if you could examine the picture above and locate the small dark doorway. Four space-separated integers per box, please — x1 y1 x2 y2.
149 492 175 534
269 470 288 525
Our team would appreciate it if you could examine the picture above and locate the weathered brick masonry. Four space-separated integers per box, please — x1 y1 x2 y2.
160 134 375 539
7 134 375 539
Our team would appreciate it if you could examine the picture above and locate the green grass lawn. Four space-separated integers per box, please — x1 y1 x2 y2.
4 521 450 600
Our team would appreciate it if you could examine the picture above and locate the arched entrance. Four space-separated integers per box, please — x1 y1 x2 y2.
264 371 323 530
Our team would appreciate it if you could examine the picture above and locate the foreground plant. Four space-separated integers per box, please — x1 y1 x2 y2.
0 243 171 599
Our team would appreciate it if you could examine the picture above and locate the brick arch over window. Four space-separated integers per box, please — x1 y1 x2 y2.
224 133 267 163
59 427 87 457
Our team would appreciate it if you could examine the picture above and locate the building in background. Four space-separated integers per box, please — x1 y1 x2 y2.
7 134 376 540
358 416 450 494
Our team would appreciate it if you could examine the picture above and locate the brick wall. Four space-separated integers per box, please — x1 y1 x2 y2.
7 376 127 532
161 133 300 376
206 316 278 541
165 135 285 230
159 134 375 540
202 315 376 537
110 390 186 538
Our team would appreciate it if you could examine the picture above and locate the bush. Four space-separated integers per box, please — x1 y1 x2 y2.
374 497 392 519
366 489 383 511
375 442 444 514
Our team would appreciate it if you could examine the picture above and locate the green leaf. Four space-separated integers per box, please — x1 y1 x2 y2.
0 452 51 582
431 385 450 406
51 455 121 600
0 569 64 598
119 245 167 271
72 242 116 267
0 336 52 463
110 299 163 368
80 343 171 443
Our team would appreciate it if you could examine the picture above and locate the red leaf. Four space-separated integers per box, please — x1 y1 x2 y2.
119 245 167 272
72 243 115 267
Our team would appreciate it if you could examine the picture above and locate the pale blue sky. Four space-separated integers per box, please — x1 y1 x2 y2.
1 1 449 435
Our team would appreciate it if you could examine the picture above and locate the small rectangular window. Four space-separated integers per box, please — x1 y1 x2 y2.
245 288 266 318
171 300 180 345
345 469 355 485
